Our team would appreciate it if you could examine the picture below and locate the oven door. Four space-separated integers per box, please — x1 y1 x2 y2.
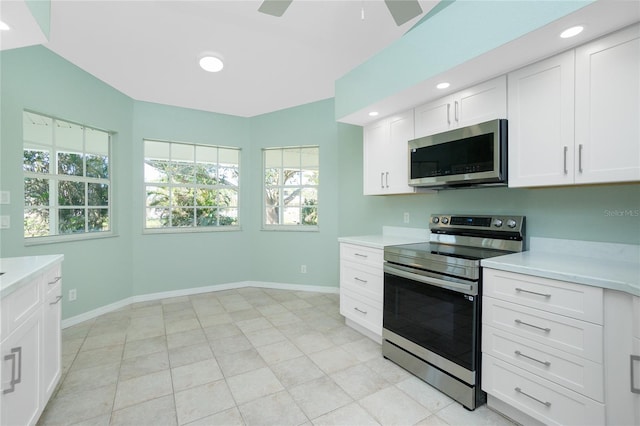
383 263 481 381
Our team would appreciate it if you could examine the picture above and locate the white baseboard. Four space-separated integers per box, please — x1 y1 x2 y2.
61 281 338 329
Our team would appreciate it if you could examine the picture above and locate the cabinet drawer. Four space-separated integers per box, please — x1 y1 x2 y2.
1 274 43 337
340 244 383 268
482 355 605 426
340 260 383 300
483 297 603 363
42 264 62 296
482 325 603 401
340 289 382 337
484 269 603 324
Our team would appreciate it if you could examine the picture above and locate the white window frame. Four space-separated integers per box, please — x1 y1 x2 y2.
262 146 319 232
23 111 113 245
143 139 241 234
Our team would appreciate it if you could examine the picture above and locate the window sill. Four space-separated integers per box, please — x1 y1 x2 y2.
261 225 319 232
24 231 118 246
143 226 242 235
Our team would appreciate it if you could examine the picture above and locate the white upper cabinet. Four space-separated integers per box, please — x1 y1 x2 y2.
509 24 640 188
574 24 640 184
414 76 507 138
363 110 416 195
507 50 576 187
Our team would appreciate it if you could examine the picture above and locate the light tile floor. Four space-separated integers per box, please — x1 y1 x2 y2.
38 287 518 426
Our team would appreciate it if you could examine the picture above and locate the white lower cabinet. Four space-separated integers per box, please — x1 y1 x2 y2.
1 261 63 426
482 268 604 425
339 243 383 340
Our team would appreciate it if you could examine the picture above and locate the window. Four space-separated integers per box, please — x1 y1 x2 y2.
23 111 111 240
263 146 319 230
144 140 240 231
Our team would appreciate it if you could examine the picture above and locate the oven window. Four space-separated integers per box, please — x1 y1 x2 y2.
384 272 479 371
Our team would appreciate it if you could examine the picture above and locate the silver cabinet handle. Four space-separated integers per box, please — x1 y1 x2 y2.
631 354 640 394
454 101 459 122
385 172 389 188
563 146 568 174
48 276 62 285
50 295 63 305
515 350 551 367
354 253 368 258
515 387 551 407
380 172 384 189
3 347 22 394
515 319 551 333
354 277 368 284
446 103 451 124
354 307 367 315
515 288 551 298
578 144 583 173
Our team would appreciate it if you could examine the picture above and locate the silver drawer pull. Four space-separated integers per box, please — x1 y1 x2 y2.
515 319 551 333
354 277 368 284
354 253 368 258
515 288 551 298
50 295 63 305
354 307 367 315
48 276 62 285
3 347 22 394
515 350 551 367
515 387 551 407
631 354 640 394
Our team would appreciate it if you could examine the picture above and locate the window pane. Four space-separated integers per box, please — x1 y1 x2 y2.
146 186 170 207
195 163 218 185
302 206 318 225
145 140 170 161
283 207 300 225
264 149 281 168
218 188 238 207
86 154 109 178
301 147 319 168
24 208 49 237
172 162 195 184
23 149 50 173
88 208 109 231
58 180 85 206
196 208 217 226
219 147 239 165
283 148 301 168
88 183 109 206
283 188 300 206
145 159 170 183
146 207 168 228
301 169 318 185
196 188 218 207
172 187 194 207
265 206 279 225
57 152 84 176
301 188 318 205
218 208 238 226
56 121 84 151
85 128 109 155
219 165 239 186
25 178 49 206
23 112 52 145
195 145 217 164
59 208 85 234
171 143 194 162
283 170 301 185
171 208 194 227
265 168 280 186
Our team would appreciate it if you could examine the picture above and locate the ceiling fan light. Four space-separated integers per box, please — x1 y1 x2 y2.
0 21 10 31
436 82 450 90
199 55 224 73
560 25 584 39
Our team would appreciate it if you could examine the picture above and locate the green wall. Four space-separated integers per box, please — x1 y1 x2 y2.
2 41 639 322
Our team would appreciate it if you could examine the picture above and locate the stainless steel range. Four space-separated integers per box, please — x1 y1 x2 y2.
382 214 525 410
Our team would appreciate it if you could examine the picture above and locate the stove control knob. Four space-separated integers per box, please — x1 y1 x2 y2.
507 219 518 229
432 217 439 224
493 219 503 227
441 217 449 224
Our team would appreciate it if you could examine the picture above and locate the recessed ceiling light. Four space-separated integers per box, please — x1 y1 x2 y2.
199 54 224 73
368 111 379 117
0 21 10 31
560 26 584 39
436 82 450 89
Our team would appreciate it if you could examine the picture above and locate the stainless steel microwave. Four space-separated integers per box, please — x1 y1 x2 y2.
408 119 507 189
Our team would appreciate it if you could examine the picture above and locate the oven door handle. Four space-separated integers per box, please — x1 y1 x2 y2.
384 263 476 295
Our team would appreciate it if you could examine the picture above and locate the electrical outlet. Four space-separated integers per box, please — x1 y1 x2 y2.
69 289 77 301
0 191 9 205
0 215 10 229
403 212 410 223
300 265 307 274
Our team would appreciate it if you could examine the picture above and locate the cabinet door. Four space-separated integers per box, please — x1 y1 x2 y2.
386 111 415 193
414 96 455 138
42 279 62 402
1 312 42 426
457 76 507 127
508 50 575 187
575 24 640 184
633 337 640 425
363 118 389 195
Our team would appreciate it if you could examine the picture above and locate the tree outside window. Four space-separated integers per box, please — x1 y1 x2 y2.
263 146 318 229
23 111 111 239
144 140 240 231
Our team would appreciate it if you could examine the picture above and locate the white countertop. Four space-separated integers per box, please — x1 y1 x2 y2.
0 255 65 298
338 226 429 249
482 238 640 297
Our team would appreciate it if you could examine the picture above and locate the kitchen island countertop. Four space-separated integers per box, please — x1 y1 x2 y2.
0 255 65 298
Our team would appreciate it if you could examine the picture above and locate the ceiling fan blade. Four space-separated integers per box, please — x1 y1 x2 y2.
384 0 423 26
258 0 293 17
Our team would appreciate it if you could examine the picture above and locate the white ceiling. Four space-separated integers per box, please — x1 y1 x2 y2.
1 0 438 117
1 1 638 120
